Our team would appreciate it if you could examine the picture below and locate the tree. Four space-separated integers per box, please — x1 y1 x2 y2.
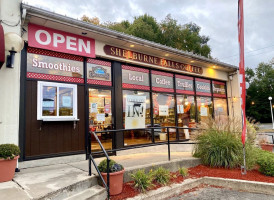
246 62 274 122
81 14 212 58
81 15 100 25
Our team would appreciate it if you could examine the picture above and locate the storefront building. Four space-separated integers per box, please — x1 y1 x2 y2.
0 2 241 161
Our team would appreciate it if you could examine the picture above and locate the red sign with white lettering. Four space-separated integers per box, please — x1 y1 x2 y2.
28 24 95 58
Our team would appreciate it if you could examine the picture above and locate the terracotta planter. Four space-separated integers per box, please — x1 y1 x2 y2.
101 169 125 195
261 144 273 152
0 156 19 182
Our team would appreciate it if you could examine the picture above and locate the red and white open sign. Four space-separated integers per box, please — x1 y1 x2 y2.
28 24 95 58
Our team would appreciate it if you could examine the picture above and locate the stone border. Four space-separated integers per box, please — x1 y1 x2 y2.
127 177 274 200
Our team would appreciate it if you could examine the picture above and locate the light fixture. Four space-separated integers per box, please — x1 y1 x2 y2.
251 101 255 105
165 53 169 56
212 65 216 69
190 60 194 63
4 32 24 68
130 44 135 47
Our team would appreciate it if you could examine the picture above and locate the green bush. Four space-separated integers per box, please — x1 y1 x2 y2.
179 167 188 177
0 144 20 159
98 159 124 173
131 170 153 192
152 167 170 185
257 150 274 176
193 130 243 168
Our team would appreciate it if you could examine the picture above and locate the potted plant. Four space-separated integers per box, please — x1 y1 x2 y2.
0 144 20 182
98 159 124 195
259 137 273 152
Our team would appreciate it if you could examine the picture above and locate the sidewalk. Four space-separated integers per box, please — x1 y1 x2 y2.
0 152 197 200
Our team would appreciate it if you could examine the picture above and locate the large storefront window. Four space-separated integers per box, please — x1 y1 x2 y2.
197 96 213 122
89 88 112 151
123 90 151 146
214 98 228 119
176 95 195 139
153 93 176 142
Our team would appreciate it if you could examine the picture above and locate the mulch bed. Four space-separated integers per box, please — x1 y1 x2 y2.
110 165 274 200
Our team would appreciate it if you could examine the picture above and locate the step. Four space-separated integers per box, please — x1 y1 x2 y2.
65 185 107 200
39 175 99 200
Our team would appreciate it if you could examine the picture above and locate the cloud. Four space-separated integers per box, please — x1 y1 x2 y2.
23 0 274 69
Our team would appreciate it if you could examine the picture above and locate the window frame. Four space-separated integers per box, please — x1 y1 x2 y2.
37 81 78 121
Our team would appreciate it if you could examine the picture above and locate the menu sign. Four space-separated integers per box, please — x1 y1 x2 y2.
151 71 174 92
175 75 194 95
213 81 226 97
27 53 84 78
122 65 149 90
195 78 211 96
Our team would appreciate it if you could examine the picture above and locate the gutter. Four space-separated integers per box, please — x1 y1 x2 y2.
22 3 238 70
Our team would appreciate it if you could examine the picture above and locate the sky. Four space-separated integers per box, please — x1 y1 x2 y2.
23 0 274 69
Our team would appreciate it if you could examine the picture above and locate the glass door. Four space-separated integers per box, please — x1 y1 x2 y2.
89 88 113 152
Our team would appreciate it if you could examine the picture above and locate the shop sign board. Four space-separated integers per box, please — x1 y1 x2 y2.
195 78 211 96
27 53 84 78
175 75 194 94
122 65 149 90
87 59 112 86
213 81 226 97
104 45 203 75
125 95 146 129
28 23 95 58
151 71 174 92
159 105 169 116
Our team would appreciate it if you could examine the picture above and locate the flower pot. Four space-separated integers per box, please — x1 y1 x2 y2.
261 144 273 152
101 169 124 195
0 156 19 182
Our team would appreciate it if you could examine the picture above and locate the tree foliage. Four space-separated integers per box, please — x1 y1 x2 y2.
81 14 212 58
246 62 274 122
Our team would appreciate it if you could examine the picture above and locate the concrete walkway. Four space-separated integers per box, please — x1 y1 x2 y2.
0 152 197 200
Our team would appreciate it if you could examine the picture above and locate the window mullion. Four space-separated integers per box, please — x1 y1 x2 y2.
57 86 59 117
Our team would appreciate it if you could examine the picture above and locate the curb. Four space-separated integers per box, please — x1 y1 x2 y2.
126 177 274 200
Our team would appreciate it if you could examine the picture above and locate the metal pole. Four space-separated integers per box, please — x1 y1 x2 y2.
241 145 247 175
270 99 274 129
167 128 170 161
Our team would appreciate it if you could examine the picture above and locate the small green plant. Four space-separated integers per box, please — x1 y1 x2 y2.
98 159 124 173
257 150 274 177
0 144 20 159
179 167 188 177
152 167 170 185
131 170 153 192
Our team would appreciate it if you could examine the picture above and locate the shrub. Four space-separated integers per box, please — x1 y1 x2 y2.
257 150 274 176
179 167 188 177
0 144 20 159
131 170 153 192
193 129 242 168
152 167 170 185
98 159 124 173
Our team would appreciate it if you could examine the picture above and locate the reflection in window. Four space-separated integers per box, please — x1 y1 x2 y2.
59 87 73 116
152 93 176 142
123 90 151 146
176 95 195 139
42 86 57 116
214 98 228 120
197 96 213 122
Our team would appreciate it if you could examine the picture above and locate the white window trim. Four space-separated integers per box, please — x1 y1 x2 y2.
37 81 78 121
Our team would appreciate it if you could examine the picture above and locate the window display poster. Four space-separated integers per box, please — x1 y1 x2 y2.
200 107 208 116
159 105 169 116
125 95 146 129
42 100 55 108
96 113 105 122
62 96 72 107
177 105 184 114
90 103 98 113
104 104 111 114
